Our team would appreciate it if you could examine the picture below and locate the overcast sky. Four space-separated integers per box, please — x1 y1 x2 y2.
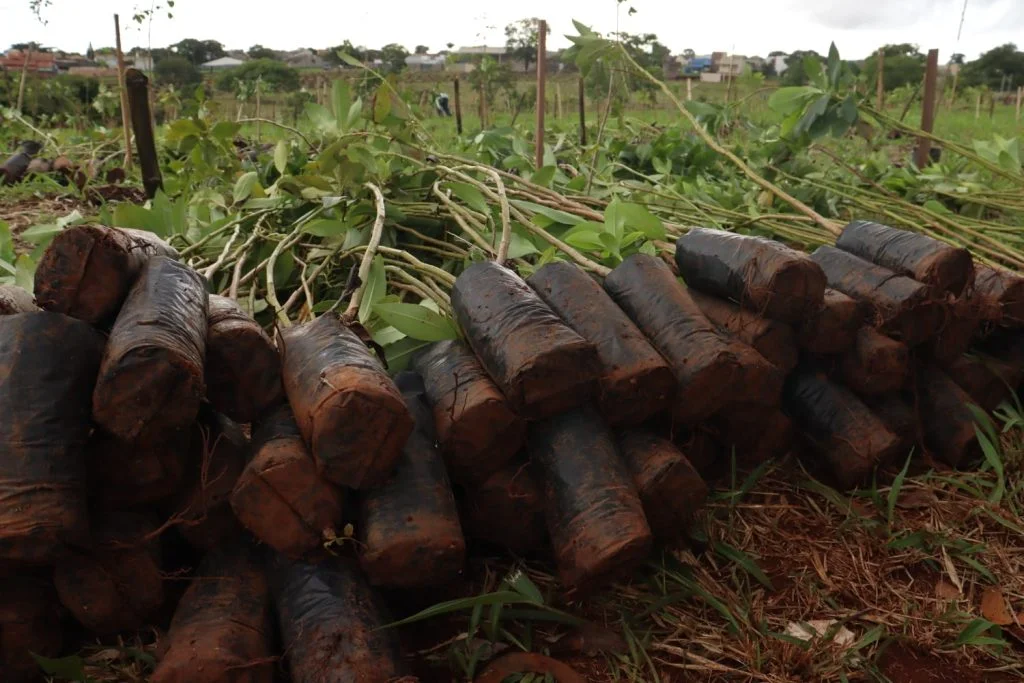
1 0 1021 61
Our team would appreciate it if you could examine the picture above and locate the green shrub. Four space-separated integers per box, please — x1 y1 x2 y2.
216 59 300 93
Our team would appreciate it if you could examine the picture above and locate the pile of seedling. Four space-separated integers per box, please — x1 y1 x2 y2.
0 215 1022 682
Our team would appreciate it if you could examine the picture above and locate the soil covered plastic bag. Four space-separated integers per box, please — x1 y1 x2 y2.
92 255 208 442
675 228 826 322
281 312 412 489
528 262 675 426
0 312 104 565
205 295 283 424
413 339 525 485
231 404 343 558
34 224 178 325
357 372 466 588
452 261 602 419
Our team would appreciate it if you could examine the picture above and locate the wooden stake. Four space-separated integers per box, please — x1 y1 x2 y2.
876 48 885 111
15 48 31 113
556 84 563 120
578 76 586 146
914 49 939 169
947 66 959 110
454 77 463 135
114 14 133 170
976 91 982 119
1017 86 1023 120
989 92 996 119
255 82 262 140
686 77 692 101
124 69 162 199
535 19 547 170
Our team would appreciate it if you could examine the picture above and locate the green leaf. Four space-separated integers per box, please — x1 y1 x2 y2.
510 199 584 226
505 569 544 604
617 202 666 239
18 223 63 244
347 98 363 129
768 86 819 115
14 255 34 293
31 653 89 681
373 86 392 124
331 80 351 129
531 165 556 188
112 203 166 237
445 182 489 214
604 198 626 242
384 337 431 374
274 140 289 176
211 121 241 140
887 454 913 526
954 619 998 647
826 42 841 88
713 542 774 590
338 52 362 67
372 325 406 347
358 255 385 324
383 591 533 628
300 219 346 237
233 171 259 204
373 303 458 342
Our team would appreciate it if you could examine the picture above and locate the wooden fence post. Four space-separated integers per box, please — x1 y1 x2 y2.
876 48 885 111
914 49 939 169
535 19 547 169
1016 86 1022 120
976 91 982 119
124 69 162 199
578 76 586 146
556 84 563 120
15 48 31 113
686 77 692 101
114 15 133 170
453 77 463 134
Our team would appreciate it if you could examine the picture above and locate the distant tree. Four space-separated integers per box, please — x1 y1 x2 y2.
681 48 695 60
505 18 550 72
324 40 364 66
768 50 787 57
216 59 300 92
863 44 925 91
950 53 966 65
248 44 276 60
86 43 95 60
11 41 49 52
171 39 226 66
415 45 430 55
780 50 822 85
446 42 455 50
379 43 409 74
154 55 202 90
962 43 1024 90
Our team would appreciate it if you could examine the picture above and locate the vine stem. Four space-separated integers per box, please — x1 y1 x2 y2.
616 44 841 236
342 182 387 320
236 118 315 149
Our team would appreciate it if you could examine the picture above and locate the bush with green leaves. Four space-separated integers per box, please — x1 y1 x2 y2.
154 55 203 91
216 59 300 93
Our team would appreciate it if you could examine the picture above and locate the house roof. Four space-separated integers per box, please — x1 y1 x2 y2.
0 50 57 71
201 56 246 68
406 54 446 66
456 46 507 56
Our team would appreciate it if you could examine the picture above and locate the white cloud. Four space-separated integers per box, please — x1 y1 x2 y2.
0 0 1021 61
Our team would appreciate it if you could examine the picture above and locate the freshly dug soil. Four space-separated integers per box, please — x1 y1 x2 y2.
784 368 901 489
689 288 798 372
281 312 412 489
87 429 189 507
270 556 407 683
167 408 248 550
617 429 708 545
92 256 208 442
528 262 676 425
974 265 1024 328
460 457 548 556
358 373 466 588
152 542 274 683
34 224 178 325
0 312 104 565
0 577 63 683
0 285 37 315
230 404 344 558
839 328 910 396
528 407 652 592
914 365 983 467
835 220 974 297
205 295 283 424
674 228 826 322
604 254 779 423
811 246 942 346
452 261 602 419
797 288 862 355
413 340 525 485
53 513 163 635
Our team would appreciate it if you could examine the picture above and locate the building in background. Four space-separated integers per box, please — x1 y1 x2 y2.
201 56 246 70
0 49 58 74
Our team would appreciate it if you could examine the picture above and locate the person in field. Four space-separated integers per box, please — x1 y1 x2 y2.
435 92 452 117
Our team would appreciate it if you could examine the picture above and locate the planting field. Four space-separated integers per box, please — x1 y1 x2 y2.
4 33 1024 683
